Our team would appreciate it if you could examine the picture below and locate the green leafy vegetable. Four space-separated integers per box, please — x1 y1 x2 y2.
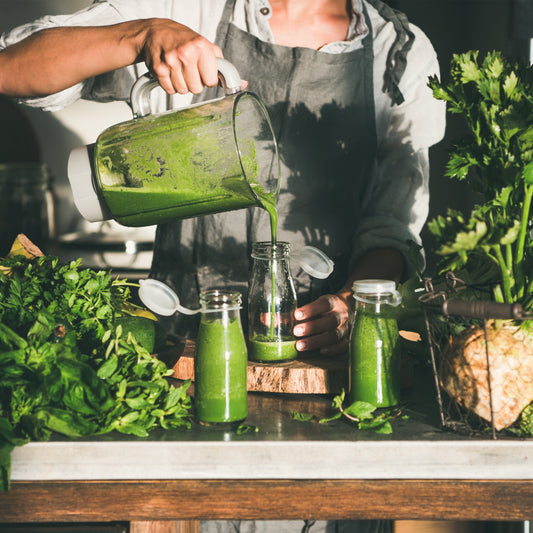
236 423 259 435
290 411 316 423
427 51 533 309
0 254 192 491
512 403 533 436
292 390 406 434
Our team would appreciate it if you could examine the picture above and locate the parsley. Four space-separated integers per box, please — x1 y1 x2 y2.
0 255 192 491
290 411 315 423
511 403 533 437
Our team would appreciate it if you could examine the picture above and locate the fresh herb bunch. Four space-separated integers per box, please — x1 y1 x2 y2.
0 254 192 491
427 51 533 309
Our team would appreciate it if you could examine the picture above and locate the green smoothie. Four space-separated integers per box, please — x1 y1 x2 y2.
249 181 301 364
349 306 400 407
262 195 279 340
251 190 296 356
249 336 297 363
92 91 277 227
194 316 248 425
255 189 278 243
101 177 255 226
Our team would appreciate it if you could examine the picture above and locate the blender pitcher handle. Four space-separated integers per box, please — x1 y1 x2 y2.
130 58 243 118
216 58 243 95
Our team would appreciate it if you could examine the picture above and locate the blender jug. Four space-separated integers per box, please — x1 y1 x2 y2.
68 59 280 227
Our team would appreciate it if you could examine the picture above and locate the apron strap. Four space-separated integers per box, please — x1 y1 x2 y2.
364 0 415 105
216 0 412 106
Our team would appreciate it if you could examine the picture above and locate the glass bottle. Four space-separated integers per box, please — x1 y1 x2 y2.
248 241 298 363
349 279 402 407
194 290 248 426
0 163 55 256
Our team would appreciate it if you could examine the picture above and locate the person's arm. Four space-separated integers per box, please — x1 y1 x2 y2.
0 18 222 98
293 247 405 356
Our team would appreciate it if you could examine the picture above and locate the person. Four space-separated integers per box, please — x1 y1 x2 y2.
0 0 445 355
0 2 444 530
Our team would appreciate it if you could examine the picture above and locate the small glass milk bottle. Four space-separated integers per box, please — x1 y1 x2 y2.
349 279 402 407
194 290 248 426
248 241 298 363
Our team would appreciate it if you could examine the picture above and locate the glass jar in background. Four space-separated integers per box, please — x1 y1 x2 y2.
0 163 55 256
349 279 402 408
194 290 248 427
248 241 298 363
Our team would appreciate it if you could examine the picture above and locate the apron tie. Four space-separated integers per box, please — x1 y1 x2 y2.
366 0 415 105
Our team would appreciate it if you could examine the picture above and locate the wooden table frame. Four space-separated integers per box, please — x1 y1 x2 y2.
1 478 532 530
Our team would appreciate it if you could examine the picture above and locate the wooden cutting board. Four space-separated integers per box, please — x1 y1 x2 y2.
167 340 348 394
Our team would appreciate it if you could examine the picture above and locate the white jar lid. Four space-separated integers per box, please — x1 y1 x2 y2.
138 278 201 316
294 246 334 279
352 279 397 294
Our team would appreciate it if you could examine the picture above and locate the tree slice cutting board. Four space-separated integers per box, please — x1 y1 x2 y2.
169 340 348 394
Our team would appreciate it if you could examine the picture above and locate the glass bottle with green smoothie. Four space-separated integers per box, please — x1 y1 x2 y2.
194 289 248 427
248 242 298 363
349 279 402 408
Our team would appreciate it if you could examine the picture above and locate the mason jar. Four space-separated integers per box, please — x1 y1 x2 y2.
0 163 55 256
248 241 297 363
194 290 248 426
349 279 402 407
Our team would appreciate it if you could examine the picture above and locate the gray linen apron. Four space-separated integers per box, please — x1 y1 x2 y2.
151 1 410 531
151 0 412 341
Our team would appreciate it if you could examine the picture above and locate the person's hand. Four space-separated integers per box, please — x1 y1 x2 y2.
293 294 352 356
139 18 223 95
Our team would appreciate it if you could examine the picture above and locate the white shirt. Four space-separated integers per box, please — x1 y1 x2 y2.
0 0 446 269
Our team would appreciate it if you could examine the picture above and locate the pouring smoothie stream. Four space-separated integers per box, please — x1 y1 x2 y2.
248 191 299 363
248 193 335 363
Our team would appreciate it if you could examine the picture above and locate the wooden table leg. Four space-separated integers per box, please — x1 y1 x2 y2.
130 521 201 533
